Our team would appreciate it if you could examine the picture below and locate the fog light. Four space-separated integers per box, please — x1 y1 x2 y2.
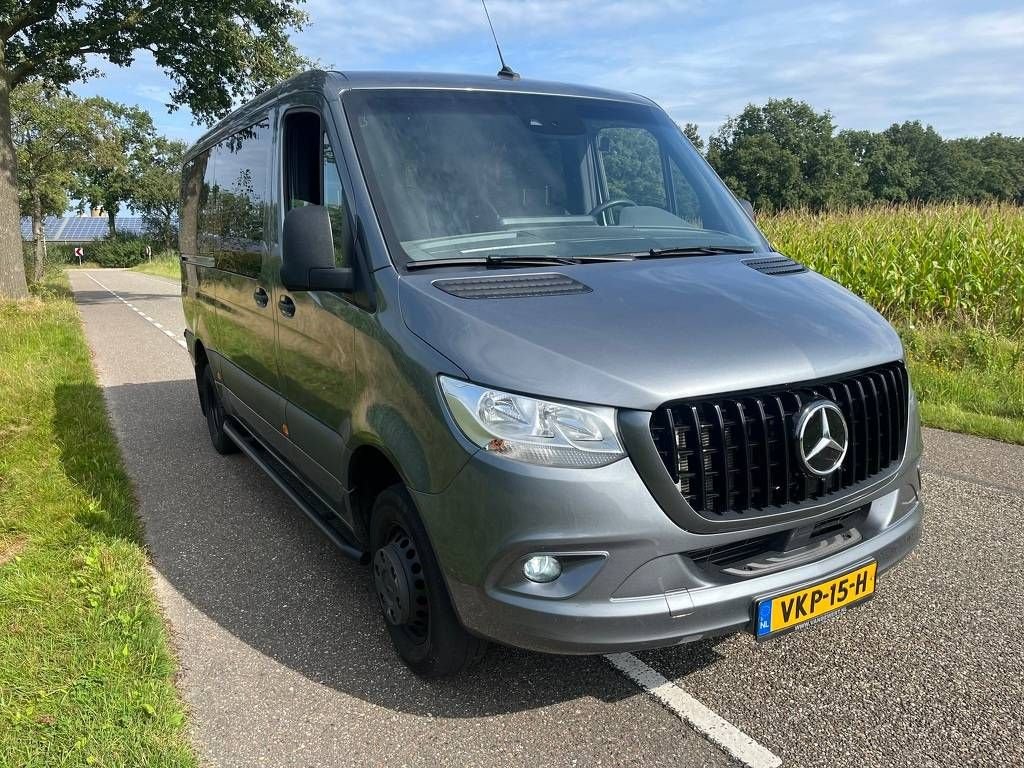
523 555 561 583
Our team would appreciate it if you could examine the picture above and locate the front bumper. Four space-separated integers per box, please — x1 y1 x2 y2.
412 443 923 655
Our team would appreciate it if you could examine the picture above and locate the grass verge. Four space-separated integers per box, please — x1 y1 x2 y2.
131 255 180 281
0 273 195 767
901 322 1024 444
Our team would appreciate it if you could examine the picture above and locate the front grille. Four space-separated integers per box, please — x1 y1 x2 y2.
649 362 909 518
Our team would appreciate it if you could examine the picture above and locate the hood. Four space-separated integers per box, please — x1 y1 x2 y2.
399 255 904 411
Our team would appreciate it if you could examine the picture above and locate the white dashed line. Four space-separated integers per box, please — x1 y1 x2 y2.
606 652 781 768
84 271 188 350
83 269 774 767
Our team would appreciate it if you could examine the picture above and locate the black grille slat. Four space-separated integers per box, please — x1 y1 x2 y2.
653 362 909 519
687 405 708 512
733 400 753 511
839 382 862 483
754 399 772 509
713 405 731 513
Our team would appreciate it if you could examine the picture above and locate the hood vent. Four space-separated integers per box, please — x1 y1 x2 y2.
433 273 592 299
743 256 807 276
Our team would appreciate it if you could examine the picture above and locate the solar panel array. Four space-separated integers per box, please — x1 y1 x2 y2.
20 216 152 242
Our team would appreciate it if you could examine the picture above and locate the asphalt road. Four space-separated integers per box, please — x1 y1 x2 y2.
68 268 1024 768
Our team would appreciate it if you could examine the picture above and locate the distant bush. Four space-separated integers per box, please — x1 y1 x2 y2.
84 234 152 268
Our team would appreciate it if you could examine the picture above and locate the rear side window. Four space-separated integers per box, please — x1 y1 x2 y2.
199 118 272 278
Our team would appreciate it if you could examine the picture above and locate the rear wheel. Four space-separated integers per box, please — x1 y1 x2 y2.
370 484 485 677
198 364 238 455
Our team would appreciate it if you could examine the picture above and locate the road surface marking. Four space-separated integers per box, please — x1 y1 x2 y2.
605 652 782 768
84 268 776 767
84 272 187 350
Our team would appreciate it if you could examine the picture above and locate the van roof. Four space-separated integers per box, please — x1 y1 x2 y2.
188 69 653 154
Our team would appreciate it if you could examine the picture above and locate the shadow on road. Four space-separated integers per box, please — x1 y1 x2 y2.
51 376 726 718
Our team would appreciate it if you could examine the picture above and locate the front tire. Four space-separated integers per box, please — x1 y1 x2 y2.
370 484 485 677
198 363 238 455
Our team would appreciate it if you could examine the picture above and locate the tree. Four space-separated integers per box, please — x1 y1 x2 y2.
11 82 100 282
133 137 186 249
882 121 955 202
837 130 916 203
0 0 308 299
78 100 155 237
682 122 704 154
706 99 861 212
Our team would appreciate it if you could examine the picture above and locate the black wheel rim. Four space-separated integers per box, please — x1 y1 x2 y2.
372 525 429 643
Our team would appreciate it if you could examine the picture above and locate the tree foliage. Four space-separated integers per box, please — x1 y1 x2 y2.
132 136 187 249
11 82 103 280
0 0 308 298
77 100 156 235
704 101 1024 212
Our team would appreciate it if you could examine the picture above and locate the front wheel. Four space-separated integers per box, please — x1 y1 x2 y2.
369 484 485 677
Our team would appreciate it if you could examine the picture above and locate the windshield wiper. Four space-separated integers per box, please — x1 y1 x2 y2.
638 245 757 259
406 254 630 271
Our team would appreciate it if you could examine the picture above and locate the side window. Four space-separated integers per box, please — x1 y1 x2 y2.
197 148 219 257
283 111 353 267
322 132 352 267
180 151 209 256
598 127 668 209
283 111 321 209
207 119 271 278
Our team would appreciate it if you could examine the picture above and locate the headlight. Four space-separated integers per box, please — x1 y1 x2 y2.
439 376 625 468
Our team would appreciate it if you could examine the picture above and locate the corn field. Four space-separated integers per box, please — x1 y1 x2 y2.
760 203 1024 334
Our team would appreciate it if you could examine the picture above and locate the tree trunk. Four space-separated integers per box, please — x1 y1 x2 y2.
163 212 172 250
32 191 45 284
0 73 28 299
107 207 117 238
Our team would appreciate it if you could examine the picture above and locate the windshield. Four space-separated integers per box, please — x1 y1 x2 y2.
343 89 769 266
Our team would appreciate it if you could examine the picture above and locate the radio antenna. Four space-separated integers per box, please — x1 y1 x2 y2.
481 0 519 80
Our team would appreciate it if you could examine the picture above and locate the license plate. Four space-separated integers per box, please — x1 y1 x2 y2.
754 562 876 639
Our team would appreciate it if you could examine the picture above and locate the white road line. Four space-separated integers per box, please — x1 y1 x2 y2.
83 268 773 766
605 652 782 768
83 272 188 350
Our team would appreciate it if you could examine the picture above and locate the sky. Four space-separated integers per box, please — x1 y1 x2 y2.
73 0 1024 147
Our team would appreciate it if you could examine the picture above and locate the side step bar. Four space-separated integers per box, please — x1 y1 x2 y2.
223 419 366 562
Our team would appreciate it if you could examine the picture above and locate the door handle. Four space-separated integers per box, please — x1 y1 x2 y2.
278 295 296 318
253 287 269 307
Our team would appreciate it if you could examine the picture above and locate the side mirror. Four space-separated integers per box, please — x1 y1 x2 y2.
281 204 354 292
739 199 755 219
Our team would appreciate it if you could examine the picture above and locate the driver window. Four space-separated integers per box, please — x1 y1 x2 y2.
598 127 668 210
323 132 352 267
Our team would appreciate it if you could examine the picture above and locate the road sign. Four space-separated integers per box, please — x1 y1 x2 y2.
74 247 83 265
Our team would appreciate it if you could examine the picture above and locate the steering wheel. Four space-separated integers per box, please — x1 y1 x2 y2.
589 198 638 220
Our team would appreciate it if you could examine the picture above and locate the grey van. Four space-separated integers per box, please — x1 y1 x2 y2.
180 70 922 677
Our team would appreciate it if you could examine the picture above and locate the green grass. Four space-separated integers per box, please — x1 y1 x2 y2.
0 274 195 767
760 203 1024 445
131 255 180 281
900 322 1024 443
